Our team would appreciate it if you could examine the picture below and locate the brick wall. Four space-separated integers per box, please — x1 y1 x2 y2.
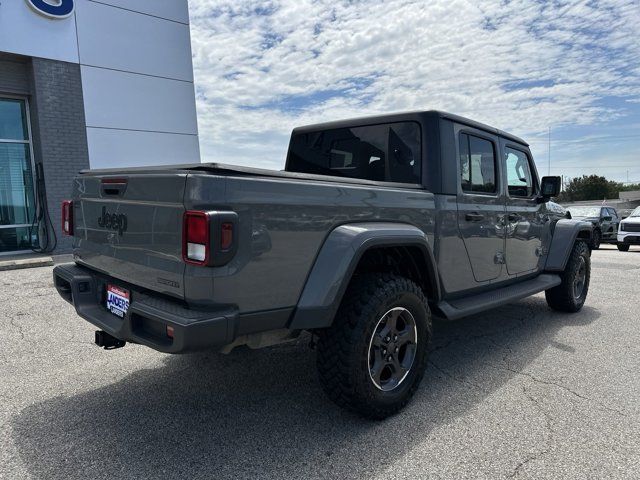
0 55 30 95
29 58 90 253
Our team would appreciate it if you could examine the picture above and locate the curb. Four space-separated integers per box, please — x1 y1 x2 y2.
0 256 54 272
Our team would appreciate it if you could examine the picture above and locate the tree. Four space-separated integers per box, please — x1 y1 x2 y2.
557 175 620 202
619 183 640 192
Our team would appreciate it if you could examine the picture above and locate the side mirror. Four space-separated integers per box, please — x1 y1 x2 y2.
539 176 561 200
603 216 612 221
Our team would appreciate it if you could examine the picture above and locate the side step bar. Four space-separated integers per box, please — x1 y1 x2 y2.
435 274 561 321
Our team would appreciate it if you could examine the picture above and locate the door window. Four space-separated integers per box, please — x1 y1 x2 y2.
459 133 497 194
0 98 37 253
505 147 535 197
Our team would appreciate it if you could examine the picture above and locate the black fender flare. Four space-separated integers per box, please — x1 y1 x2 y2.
545 219 594 272
288 222 441 330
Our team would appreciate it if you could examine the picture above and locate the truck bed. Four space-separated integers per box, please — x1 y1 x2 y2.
81 162 425 189
70 164 436 313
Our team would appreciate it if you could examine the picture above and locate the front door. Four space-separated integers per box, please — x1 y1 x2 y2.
456 129 505 283
502 144 544 275
0 97 37 253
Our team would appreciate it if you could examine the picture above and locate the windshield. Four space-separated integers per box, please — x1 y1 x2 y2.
631 207 640 218
568 206 601 218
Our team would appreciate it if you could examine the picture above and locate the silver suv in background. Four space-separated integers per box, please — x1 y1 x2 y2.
617 206 640 251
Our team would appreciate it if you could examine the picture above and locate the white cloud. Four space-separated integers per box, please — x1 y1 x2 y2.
188 0 640 171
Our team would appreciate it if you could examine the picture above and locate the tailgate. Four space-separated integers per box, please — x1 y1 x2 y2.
72 173 187 299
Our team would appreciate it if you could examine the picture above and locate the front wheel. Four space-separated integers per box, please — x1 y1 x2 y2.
591 230 601 250
617 243 630 252
316 273 431 419
545 240 591 312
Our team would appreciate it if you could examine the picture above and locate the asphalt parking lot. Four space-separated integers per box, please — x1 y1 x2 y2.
1 246 639 479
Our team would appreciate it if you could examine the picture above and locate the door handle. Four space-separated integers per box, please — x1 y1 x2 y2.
465 212 484 222
507 213 521 222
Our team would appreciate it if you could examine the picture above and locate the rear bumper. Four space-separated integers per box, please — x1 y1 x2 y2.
53 263 237 353
617 232 640 244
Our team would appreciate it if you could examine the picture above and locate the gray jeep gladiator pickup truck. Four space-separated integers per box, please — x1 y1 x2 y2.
54 111 593 419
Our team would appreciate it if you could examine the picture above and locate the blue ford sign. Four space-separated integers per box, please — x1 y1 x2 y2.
25 0 74 19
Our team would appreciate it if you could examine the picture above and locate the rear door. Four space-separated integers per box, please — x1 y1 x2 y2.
502 142 544 276
72 173 187 299
456 127 506 283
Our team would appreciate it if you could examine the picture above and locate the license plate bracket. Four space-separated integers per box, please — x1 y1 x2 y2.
106 284 130 318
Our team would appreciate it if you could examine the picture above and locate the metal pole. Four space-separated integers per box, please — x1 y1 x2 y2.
548 126 551 176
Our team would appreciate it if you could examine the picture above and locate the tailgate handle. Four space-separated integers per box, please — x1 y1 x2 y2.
101 178 128 196
465 212 484 222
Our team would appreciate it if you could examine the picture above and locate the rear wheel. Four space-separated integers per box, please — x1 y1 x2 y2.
617 243 630 252
591 229 601 250
316 273 431 419
545 240 590 312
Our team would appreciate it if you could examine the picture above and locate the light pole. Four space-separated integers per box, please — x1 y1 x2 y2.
548 126 551 176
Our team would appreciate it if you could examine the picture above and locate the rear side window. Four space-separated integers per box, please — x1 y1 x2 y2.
505 147 535 197
459 133 497 194
287 122 421 184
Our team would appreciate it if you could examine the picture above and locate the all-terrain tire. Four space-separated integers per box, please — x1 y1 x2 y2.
617 243 630 252
316 273 431 420
591 229 601 250
545 240 590 313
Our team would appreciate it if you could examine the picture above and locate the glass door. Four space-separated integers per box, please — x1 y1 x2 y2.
0 97 37 253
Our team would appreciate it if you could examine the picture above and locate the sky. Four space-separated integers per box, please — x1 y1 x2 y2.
188 0 640 184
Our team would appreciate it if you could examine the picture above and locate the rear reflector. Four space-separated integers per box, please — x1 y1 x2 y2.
183 211 210 265
62 200 73 236
221 222 233 250
166 325 175 339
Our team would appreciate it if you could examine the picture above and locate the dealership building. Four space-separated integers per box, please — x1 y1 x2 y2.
0 0 199 255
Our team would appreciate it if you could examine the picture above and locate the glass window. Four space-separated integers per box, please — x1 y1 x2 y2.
569 206 601 218
287 122 421 184
0 226 36 253
608 208 618 219
0 143 36 227
0 99 28 141
459 133 497 193
505 147 535 197
0 98 37 252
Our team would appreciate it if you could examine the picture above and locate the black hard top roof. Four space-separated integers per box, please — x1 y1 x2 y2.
291 110 529 146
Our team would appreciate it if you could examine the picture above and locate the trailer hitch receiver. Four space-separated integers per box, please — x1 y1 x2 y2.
95 331 126 350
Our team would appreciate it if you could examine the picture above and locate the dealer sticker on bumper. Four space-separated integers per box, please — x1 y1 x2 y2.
106 284 130 318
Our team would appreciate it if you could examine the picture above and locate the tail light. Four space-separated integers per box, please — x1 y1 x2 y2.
182 211 238 266
62 200 73 236
183 211 210 265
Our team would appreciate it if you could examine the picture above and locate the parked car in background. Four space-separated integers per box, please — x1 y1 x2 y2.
617 206 640 251
618 208 635 220
565 206 620 249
